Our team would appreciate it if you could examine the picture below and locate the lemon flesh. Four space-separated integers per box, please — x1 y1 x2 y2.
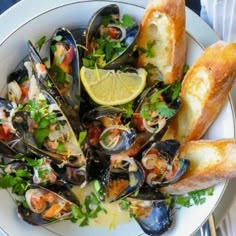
80 66 147 106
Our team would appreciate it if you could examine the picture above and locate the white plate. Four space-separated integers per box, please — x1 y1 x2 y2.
0 1 235 236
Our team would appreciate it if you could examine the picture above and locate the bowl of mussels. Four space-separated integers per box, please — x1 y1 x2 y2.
0 1 234 236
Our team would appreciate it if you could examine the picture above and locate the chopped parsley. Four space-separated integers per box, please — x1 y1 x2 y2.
71 192 107 226
117 102 134 119
0 174 30 195
36 35 46 51
175 187 214 207
139 40 156 58
121 14 135 28
49 64 69 84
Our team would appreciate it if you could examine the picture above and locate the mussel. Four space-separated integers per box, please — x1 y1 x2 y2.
18 185 76 225
132 82 181 134
82 106 136 154
50 27 81 111
84 4 140 69
12 90 86 168
28 40 82 135
50 162 87 187
140 140 190 187
98 154 145 202
125 82 181 157
132 200 173 236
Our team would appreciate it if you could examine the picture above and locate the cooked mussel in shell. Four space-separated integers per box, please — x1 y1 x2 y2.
11 90 86 168
18 185 75 225
28 40 66 104
132 82 181 134
141 140 190 187
131 200 173 236
82 106 136 154
84 4 139 69
98 154 145 202
50 27 81 111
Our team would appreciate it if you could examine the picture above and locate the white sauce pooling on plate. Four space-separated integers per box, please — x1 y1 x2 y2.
72 182 132 229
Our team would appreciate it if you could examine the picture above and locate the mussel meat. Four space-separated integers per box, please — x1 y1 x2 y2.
98 154 145 202
84 4 139 69
50 27 81 111
12 90 86 168
18 185 75 225
141 140 190 187
82 106 136 154
132 200 173 236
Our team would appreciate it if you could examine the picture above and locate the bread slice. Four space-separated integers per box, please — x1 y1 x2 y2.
137 0 186 84
160 139 236 195
162 41 236 143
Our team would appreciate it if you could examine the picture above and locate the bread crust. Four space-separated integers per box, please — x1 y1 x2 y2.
137 0 186 84
160 139 236 195
162 41 236 143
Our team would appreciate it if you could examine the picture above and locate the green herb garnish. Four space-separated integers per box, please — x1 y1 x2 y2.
139 40 156 58
71 192 107 226
36 35 46 51
121 14 135 28
175 187 215 207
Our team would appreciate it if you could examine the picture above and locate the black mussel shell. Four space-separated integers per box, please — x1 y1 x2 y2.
140 140 190 187
50 27 81 111
50 162 86 186
18 184 75 225
135 201 173 236
99 157 145 202
85 4 139 69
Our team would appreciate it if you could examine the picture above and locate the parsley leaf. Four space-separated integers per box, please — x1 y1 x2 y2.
117 102 134 119
34 128 50 146
53 35 63 42
36 35 46 51
175 187 215 207
121 14 135 27
139 40 156 58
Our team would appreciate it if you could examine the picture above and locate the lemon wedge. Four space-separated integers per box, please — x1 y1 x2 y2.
80 66 147 106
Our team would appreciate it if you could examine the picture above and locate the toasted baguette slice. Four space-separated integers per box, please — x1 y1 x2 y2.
162 41 236 143
137 0 186 84
160 139 236 195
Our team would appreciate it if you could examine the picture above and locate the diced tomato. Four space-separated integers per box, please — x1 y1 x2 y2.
37 63 46 72
132 113 145 131
88 125 103 146
20 86 29 99
0 125 13 141
106 27 121 39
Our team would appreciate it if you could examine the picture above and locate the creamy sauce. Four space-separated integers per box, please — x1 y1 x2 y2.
72 182 132 229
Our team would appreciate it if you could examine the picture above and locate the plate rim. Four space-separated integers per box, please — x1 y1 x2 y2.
0 1 235 236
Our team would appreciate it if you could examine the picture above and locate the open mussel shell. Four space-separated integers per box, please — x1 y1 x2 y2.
85 4 140 69
141 140 190 187
99 125 136 154
18 184 75 225
81 105 125 125
28 40 82 135
134 200 173 236
132 83 181 135
82 106 136 154
12 90 86 168
0 140 18 158
50 27 81 111
50 162 87 187
85 4 119 47
98 155 145 202
28 40 65 104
